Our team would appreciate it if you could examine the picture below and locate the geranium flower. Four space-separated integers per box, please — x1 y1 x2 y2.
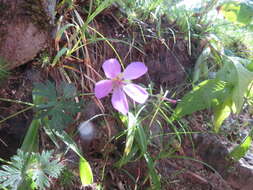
94 58 149 115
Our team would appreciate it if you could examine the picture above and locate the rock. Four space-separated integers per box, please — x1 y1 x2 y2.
0 0 54 70
194 133 253 190
226 161 253 190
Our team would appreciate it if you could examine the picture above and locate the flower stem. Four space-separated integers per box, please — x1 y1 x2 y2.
0 97 34 106
0 106 34 124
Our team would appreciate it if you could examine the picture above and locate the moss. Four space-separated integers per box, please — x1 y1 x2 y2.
0 56 9 82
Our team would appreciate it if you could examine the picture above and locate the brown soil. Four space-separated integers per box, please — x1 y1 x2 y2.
1 3 253 190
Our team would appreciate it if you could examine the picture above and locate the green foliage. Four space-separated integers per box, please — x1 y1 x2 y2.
30 151 64 189
144 153 161 189
0 56 9 81
53 130 93 185
174 55 253 132
123 113 137 157
193 47 211 83
230 128 253 161
79 157 93 186
216 56 253 113
116 110 161 188
21 94 45 153
221 1 253 26
213 97 233 133
0 150 63 190
173 79 232 119
117 0 167 21
21 119 40 153
33 81 81 130
51 48 69 67
0 150 28 190
58 168 75 187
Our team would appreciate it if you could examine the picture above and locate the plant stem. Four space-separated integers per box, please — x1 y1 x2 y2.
0 97 34 106
0 106 34 124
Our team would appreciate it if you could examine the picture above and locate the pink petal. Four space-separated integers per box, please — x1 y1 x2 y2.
123 83 148 104
111 88 129 115
94 80 113 99
123 62 147 80
102 59 121 79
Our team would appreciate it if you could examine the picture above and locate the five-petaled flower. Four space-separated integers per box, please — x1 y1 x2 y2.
94 58 149 115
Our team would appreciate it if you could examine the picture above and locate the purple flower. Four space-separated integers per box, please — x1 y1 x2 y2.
94 58 149 115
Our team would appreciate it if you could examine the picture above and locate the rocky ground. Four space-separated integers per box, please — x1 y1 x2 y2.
0 0 253 189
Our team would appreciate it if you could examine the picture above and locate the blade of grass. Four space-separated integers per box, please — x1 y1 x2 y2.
53 130 93 185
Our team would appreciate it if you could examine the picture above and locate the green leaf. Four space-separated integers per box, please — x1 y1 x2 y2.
136 124 148 154
52 47 69 66
230 129 253 161
173 79 231 119
21 94 45 153
221 2 253 26
79 158 93 186
144 153 161 189
246 60 253 72
34 81 81 130
55 24 75 42
53 130 93 185
33 81 57 102
193 47 210 83
124 113 137 157
237 2 253 25
217 57 253 113
31 151 64 190
221 2 241 23
43 119 60 149
115 145 138 168
0 150 30 190
21 119 40 153
62 82 77 99
0 150 63 190
213 97 233 133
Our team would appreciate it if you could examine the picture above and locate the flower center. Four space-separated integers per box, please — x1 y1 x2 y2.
112 73 124 88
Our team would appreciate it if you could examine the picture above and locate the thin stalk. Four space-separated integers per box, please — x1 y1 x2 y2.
0 106 34 124
0 98 34 106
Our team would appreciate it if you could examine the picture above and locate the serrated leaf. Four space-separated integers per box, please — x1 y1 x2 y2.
31 151 64 190
34 81 81 130
62 82 77 99
0 150 30 190
0 149 63 190
33 81 57 102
